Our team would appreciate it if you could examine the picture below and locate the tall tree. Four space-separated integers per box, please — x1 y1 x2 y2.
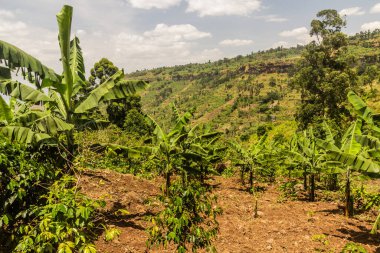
291 9 358 129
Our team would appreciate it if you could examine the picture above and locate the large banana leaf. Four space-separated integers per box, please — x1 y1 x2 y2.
0 79 52 102
70 37 86 96
147 115 167 143
102 80 146 101
0 95 12 122
13 110 73 135
318 137 379 173
0 40 59 85
2 126 52 144
355 135 380 150
49 90 67 119
341 120 362 155
347 91 380 134
74 70 124 113
328 150 379 173
56 5 74 108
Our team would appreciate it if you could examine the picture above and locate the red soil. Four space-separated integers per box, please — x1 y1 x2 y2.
78 169 380 253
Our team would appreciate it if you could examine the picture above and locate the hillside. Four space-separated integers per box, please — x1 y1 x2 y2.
127 31 380 141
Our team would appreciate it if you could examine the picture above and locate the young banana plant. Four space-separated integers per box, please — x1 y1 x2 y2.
229 133 268 193
183 124 226 183
347 91 380 228
289 127 329 201
317 120 380 217
0 5 145 156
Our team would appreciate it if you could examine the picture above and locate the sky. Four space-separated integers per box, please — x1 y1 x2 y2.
1 0 380 74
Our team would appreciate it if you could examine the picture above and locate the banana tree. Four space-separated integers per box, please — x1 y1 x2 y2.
0 5 145 157
229 133 268 192
289 128 331 201
183 124 226 183
347 91 380 227
318 120 380 217
347 91 380 136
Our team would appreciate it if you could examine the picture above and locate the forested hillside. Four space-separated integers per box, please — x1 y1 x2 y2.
129 30 380 141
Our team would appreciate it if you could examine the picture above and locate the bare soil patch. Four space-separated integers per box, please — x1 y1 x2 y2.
79 169 380 253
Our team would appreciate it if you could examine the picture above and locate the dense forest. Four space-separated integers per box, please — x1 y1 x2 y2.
1 5 380 253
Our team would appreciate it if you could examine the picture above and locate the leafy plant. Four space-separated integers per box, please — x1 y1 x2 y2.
104 227 121 242
0 5 145 157
14 175 105 253
341 242 367 253
147 180 221 253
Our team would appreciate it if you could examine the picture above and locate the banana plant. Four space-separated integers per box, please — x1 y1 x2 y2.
0 5 145 156
183 124 226 183
347 91 380 227
288 128 331 201
347 91 380 136
317 120 380 217
229 133 269 192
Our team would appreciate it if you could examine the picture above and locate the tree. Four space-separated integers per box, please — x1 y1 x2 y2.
86 58 148 131
318 120 379 216
123 108 153 136
291 9 358 129
0 5 145 159
88 58 119 92
229 134 270 192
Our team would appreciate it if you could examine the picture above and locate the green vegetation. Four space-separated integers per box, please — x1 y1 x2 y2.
1 4 380 253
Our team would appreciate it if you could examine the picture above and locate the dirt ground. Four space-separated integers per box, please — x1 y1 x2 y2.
78 169 380 253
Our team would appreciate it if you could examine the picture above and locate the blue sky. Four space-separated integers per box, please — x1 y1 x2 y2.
1 0 380 73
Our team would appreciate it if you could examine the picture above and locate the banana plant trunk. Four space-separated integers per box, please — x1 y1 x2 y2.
249 169 254 192
66 129 75 162
165 172 171 196
327 174 338 191
309 174 315 202
303 167 307 191
345 167 353 217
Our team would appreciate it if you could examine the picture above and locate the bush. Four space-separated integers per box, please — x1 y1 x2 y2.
147 180 221 253
0 137 105 252
14 175 105 253
0 138 57 250
123 108 153 136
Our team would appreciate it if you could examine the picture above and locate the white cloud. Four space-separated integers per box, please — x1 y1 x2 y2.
272 41 290 48
0 9 59 70
263 15 287 23
279 27 308 37
361 21 380 31
339 7 365 16
188 48 224 63
144 23 211 40
127 0 181 9
0 9 15 18
111 23 213 70
370 3 380 13
220 39 253 46
186 0 261 17
278 27 312 46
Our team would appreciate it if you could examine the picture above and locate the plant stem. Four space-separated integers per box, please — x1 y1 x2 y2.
345 167 353 217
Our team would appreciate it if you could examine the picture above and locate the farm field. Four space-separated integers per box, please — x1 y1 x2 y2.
1 2 380 253
80 169 380 253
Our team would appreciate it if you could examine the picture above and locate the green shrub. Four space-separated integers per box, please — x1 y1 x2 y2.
0 138 57 250
0 137 105 252
147 180 221 253
14 175 105 253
